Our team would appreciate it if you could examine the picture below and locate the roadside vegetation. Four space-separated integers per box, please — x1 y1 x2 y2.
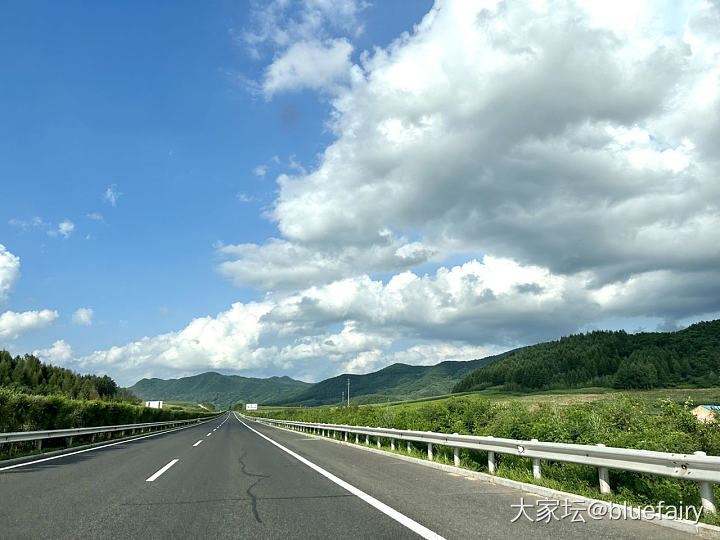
246 392 720 525
0 351 216 461
0 389 217 461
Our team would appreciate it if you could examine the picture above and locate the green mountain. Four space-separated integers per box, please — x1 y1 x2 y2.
129 372 311 410
453 320 720 393
270 351 516 407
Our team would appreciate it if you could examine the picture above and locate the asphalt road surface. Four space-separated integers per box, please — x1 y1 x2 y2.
0 412 699 539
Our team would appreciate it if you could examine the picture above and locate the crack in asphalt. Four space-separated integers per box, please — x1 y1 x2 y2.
237 449 270 523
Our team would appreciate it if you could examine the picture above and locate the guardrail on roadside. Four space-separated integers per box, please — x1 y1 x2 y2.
0 413 221 452
248 416 719 514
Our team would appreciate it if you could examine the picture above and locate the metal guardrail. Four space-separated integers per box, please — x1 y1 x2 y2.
0 414 220 450
249 416 719 514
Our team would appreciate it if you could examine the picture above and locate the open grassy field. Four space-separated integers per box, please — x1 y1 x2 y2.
162 401 207 412
255 386 720 414
468 386 720 408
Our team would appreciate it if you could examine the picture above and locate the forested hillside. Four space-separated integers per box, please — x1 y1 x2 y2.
0 350 124 401
130 371 311 409
271 351 516 407
453 320 720 393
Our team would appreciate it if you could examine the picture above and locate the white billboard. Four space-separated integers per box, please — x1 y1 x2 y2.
144 400 163 409
245 403 258 411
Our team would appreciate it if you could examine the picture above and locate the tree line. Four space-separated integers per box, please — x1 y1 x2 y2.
452 320 720 393
0 350 135 402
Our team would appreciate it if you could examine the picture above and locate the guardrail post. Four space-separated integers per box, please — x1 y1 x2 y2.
694 451 717 514
66 436 73 447
377 436 381 448
596 444 611 494
407 441 412 453
488 451 496 474
391 438 396 451
344 431 348 442
453 433 460 466
36 440 42 451
428 443 433 461
355 433 359 444
531 439 541 479
366 434 370 445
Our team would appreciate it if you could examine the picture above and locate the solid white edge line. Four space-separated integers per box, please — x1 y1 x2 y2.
0 420 212 472
193 440 203 447
234 413 445 540
146 458 179 482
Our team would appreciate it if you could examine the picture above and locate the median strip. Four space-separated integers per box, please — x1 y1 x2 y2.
146 459 179 482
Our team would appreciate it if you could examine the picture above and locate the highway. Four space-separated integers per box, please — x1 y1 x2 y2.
0 412 699 539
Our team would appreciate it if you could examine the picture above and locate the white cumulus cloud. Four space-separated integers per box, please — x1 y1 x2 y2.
0 244 20 303
33 340 74 365
0 310 59 341
263 38 354 97
47 220 75 238
243 0 367 55
58 220 74 238
226 0 720 305
0 245 59 342
216 233 437 290
72 307 94 326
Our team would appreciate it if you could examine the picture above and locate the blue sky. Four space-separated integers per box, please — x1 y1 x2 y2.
1 1 719 386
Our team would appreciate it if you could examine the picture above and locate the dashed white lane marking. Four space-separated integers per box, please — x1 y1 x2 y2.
235 413 445 540
207 433 212 436
146 459 179 482
193 440 203 447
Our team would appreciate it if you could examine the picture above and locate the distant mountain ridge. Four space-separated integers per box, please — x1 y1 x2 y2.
452 320 720 393
268 350 517 407
129 350 517 409
129 372 311 410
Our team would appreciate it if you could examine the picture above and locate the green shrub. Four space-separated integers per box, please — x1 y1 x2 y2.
0 389 212 433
